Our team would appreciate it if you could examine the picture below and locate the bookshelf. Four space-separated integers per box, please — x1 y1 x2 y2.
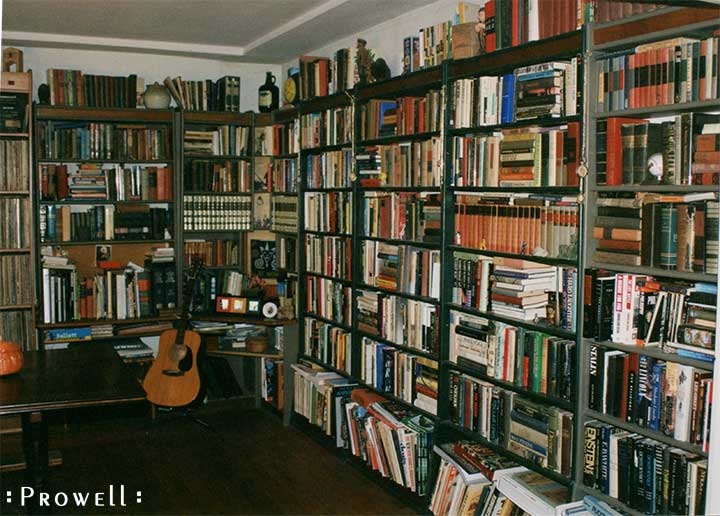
0 71 35 350
438 29 585 492
32 104 178 346
575 6 720 515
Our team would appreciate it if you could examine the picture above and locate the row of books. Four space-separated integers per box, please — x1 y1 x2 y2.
455 195 579 260
292 364 435 495
449 370 574 476
270 195 297 233
271 158 298 193
183 126 250 156
357 290 439 355
303 192 352 234
305 149 353 189
41 256 175 323
183 239 240 267
449 123 580 187
596 114 718 187
0 311 33 350
361 241 441 300
359 91 442 140
300 107 353 149
360 337 439 415
583 420 707 515
305 276 351 326
257 121 299 157
452 256 577 330
182 195 252 232
39 205 171 243
588 345 712 449
46 69 141 108
596 35 720 113
297 51 355 101
356 139 443 188
38 121 172 161
451 59 579 128
484 0 582 53
0 140 29 191
362 192 441 243
304 318 352 373
592 194 719 272
184 159 249 193
41 163 173 201
449 310 576 401
0 254 31 306
0 197 31 248
415 21 454 70
163 75 241 112
584 271 716 362
305 234 351 281
277 235 297 273
189 269 251 314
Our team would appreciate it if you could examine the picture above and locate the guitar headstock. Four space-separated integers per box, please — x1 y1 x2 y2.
181 258 204 319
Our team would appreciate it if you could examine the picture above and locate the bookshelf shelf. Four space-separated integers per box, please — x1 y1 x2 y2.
441 421 574 487
305 271 351 285
301 143 352 154
192 314 296 327
0 132 30 138
0 305 33 311
36 313 179 330
0 248 30 254
182 154 251 160
360 235 439 249
357 331 438 361
182 110 253 125
35 105 173 123
39 239 174 246
448 303 576 340
583 338 714 372
450 186 580 195
448 245 578 267
272 153 298 160
0 191 29 195
445 360 575 411
357 284 439 305
183 191 251 196
304 187 352 193
448 114 582 136
39 200 171 205
37 159 172 165
589 262 717 283
301 312 352 332
299 354 352 378
358 186 441 193
584 409 708 457
304 229 351 238
593 184 720 193
592 99 720 121
357 130 440 147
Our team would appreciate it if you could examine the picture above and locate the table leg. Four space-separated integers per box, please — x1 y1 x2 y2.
21 411 49 514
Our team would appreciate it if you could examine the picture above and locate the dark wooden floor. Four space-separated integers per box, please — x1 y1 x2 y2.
1 401 420 515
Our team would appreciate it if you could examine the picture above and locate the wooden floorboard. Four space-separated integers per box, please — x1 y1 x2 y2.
0 400 420 515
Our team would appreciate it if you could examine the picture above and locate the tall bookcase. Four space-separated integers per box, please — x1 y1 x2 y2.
438 30 585 490
180 110 253 314
0 71 35 350
33 105 179 346
574 6 720 515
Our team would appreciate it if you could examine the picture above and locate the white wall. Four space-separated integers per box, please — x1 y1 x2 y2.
283 0 463 78
16 46 281 112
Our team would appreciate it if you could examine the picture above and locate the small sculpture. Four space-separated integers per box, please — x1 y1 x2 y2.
38 84 51 105
3 47 23 73
356 39 375 84
371 58 391 82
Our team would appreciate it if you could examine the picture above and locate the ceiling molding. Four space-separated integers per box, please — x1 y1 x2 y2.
3 30 248 59
243 0 351 54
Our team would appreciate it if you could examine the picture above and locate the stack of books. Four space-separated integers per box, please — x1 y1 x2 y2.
490 259 557 322
183 126 250 156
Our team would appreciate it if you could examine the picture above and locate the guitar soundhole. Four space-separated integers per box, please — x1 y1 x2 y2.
178 347 193 372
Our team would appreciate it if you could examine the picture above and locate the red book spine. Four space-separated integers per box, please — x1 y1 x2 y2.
485 0 497 53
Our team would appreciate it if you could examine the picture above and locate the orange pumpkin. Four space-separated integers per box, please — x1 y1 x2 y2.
0 341 23 376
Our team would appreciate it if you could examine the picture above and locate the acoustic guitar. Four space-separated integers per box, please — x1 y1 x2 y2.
143 260 202 407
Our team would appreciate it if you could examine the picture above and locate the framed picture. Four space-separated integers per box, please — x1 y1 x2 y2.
250 238 277 278
253 193 271 229
95 244 112 264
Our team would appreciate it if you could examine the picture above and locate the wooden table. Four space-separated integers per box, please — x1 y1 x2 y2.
0 343 146 511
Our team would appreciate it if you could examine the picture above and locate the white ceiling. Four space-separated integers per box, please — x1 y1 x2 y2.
1 0 440 63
